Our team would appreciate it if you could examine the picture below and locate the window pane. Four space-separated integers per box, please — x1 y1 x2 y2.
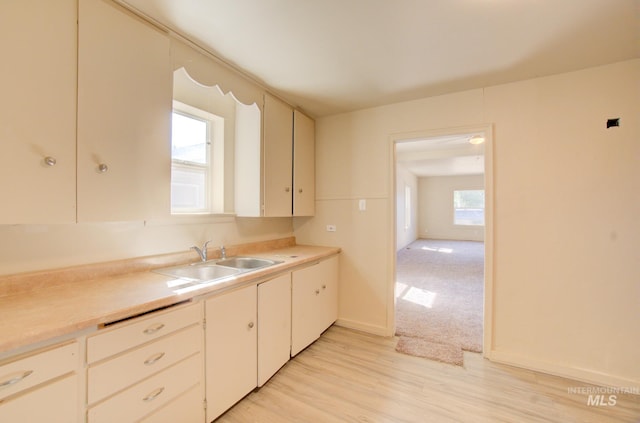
172 112 208 164
454 190 484 225
171 166 207 211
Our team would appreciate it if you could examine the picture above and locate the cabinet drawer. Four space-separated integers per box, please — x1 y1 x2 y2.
88 302 201 363
0 341 78 401
88 324 201 404
88 353 201 423
140 383 204 423
0 373 78 423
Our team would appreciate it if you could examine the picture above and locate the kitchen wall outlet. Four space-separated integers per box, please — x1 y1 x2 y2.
358 199 366 211
326 224 337 232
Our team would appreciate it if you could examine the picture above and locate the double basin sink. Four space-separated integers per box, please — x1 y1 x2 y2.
154 257 283 288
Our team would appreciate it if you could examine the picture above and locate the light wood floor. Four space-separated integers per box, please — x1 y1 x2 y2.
217 326 640 422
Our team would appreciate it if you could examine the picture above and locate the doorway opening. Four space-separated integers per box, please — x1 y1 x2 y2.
390 125 493 366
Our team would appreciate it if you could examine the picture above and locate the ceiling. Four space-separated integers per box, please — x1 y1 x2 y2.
121 0 638 118
396 133 485 177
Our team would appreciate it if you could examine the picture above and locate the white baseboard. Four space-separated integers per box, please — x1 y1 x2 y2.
488 349 640 391
335 318 391 337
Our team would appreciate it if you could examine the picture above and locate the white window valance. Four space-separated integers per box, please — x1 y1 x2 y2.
170 37 264 109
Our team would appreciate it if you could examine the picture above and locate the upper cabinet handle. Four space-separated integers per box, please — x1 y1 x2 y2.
98 163 109 173
44 156 57 167
0 370 33 388
285 187 290 193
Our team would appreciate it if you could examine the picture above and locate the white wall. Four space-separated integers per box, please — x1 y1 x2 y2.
294 59 640 388
418 174 484 241
395 163 418 250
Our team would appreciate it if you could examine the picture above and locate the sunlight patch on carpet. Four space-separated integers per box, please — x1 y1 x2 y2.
395 283 437 308
419 246 453 253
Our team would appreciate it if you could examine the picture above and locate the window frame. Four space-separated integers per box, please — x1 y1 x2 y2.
452 189 485 226
170 100 223 215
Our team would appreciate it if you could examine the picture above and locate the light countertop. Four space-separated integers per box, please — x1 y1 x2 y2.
0 240 340 355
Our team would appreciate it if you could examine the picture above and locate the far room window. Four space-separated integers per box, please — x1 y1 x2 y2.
404 185 411 231
453 189 484 226
171 101 222 213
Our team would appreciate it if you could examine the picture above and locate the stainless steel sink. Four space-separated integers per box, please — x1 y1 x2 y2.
153 263 241 281
153 256 282 288
215 257 282 270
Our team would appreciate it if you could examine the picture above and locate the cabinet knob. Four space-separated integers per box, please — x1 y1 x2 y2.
44 156 57 167
285 187 290 193
315 289 320 295
322 284 327 290
298 188 303 193
248 321 255 329
98 163 109 173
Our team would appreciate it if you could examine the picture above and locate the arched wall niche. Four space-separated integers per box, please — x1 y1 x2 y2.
171 37 263 215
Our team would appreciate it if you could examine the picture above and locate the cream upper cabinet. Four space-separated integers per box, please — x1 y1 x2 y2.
291 255 339 356
263 93 294 216
205 284 257 421
236 94 316 217
77 0 172 222
257 273 292 386
293 110 315 216
0 0 77 224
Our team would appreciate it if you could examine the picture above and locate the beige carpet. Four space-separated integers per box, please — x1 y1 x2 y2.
395 239 484 366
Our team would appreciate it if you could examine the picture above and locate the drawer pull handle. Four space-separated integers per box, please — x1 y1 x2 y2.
248 321 254 329
143 323 165 335
322 284 327 289
0 370 33 388
142 387 164 402
315 289 320 295
143 352 165 366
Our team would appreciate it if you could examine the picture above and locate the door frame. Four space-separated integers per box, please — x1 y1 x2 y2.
388 123 494 357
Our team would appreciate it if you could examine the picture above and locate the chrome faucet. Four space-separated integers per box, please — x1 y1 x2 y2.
191 240 211 262
220 245 226 259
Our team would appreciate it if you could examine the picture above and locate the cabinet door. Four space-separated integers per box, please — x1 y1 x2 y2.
77 0 172 222
263 94 293 216
293 110 315 216
205 285 257 421
291 264 323 356
257 274 291 386
318 255 339 330
291 257 339 356
0 0 77 223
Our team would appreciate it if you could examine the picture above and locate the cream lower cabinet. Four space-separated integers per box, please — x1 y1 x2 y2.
291 256 339 356
86 302 204 423
257 273 292 386
0 341 79 422
205 284 257 421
